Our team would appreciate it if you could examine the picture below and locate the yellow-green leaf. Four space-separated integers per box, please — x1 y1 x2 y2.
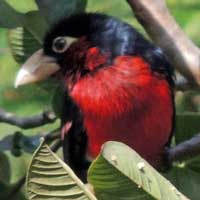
88 141 189 200
26 139 97 200
8 27 40 64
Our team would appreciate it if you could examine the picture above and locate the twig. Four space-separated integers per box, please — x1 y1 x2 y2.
50 139 62 152
0 108 57 129
127 0 200 88
174 73 200 91
167 134 200 163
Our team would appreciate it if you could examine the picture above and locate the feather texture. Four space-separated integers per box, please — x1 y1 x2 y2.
43 13 175 169
70 56 173 166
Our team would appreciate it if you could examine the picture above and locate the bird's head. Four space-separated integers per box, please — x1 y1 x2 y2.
15 13 174 89
14 13 116 90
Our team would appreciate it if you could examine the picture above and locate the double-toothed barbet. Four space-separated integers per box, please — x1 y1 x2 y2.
15 13 174 177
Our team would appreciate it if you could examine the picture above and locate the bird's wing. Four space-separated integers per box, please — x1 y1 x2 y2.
60 93 89 182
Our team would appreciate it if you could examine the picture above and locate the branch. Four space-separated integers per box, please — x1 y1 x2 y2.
127 0 200 88
0 108 57 129
42 128 60 141
50 138 62 152
167 134 200 163
175 73 200 91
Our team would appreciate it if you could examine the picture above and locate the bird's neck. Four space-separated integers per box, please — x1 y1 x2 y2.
62 38 109 91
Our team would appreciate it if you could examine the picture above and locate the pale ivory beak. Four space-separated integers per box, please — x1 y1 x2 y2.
14 49 60 88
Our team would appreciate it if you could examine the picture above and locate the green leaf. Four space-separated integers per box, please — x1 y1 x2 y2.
0 153 26 199
175 113 200 144
35 0 87 25
5 0 86 64
7 27 41 64
0 153 10 184
21 11 48 43
0 0 39 28
26 138 97 200
166 112 200 200
165 166 200 200
0 0 23 28
0 1 48 63
0 179 26 200
88 141 189 200
7 0 85 64
174 113 200 198
6 0 38 13
7 11 48 64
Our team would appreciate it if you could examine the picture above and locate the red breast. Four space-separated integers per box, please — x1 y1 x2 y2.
70 56 173 167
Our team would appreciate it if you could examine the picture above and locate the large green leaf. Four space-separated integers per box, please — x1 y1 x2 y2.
0 0 23 28
21 11 48 43
26 139 97 200
35 0 87 25
88 141 189 200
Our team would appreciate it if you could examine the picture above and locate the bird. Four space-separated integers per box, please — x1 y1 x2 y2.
15 13 174 177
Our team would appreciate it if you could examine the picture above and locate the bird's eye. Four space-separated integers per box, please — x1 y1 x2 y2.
52 37 68 53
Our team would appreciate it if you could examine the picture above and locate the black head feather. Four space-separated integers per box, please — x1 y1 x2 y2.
43 13 174 86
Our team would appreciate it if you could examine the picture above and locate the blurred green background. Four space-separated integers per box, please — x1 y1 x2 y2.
0 0 200 199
